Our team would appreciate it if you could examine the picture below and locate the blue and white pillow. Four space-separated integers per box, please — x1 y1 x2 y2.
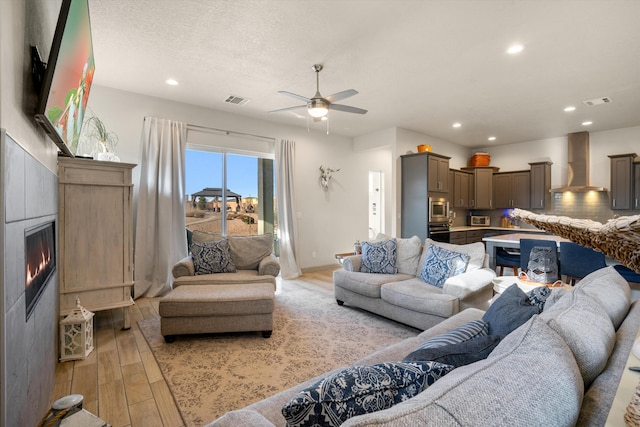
191 239 237 274
360 239 398 274
419 244 469 287
412 319 489 351
281 361 453 427
527 286 552 310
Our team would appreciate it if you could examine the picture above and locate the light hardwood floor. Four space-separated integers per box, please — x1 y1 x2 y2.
48 268 338 427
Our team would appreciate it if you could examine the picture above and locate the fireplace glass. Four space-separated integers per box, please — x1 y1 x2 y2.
25 221 56 320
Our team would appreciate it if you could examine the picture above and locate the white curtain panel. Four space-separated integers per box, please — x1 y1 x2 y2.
276 139 302 279
134 117 188 298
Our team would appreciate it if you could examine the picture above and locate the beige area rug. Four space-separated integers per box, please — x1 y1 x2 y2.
138 281 419 426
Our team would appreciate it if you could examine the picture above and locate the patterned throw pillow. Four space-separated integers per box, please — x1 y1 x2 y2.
281 361 453 427
412 319 489 351
403 335 502 368
191 239 237 274
527 286 551 310
360 239 398 274
419 244 469 287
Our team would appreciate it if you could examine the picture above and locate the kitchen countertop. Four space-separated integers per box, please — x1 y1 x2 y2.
430 226 545 234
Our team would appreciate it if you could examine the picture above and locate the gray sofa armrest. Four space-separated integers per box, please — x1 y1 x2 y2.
442 267 496 300
258 254 280 277
343 255 362 272
172 256 195 278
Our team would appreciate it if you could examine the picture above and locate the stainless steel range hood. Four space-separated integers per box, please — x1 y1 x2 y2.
550 131 607 193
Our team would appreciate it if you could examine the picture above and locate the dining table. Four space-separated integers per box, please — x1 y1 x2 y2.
482 232 570 271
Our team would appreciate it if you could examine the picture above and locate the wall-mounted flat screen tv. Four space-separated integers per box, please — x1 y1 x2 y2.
34 0 95 157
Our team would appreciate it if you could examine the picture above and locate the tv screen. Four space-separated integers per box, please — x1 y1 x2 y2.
34 0 95 157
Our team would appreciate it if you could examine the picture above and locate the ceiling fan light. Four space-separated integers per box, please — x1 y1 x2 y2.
308 107 328 118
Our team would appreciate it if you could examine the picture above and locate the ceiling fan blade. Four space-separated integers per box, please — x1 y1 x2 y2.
325 89 358 103
278 91 311 103
329 103 368 114
269 105 307 113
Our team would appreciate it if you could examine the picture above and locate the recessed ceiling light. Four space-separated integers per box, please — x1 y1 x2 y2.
582 121 593 126
564 106 576 112
452 122 462 128
165 79 179 86
488 136 496 141
506 44 524 54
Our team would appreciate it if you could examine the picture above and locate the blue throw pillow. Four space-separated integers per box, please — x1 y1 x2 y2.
359 239 398 274
527 286 551 310
483 284 540 336
419 244 469 287
412 319 489 351
403 335 502 368
281 361 453 427
191 239 237 274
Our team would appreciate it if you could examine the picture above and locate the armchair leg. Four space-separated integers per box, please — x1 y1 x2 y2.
262 330 272 338
336 299 344 306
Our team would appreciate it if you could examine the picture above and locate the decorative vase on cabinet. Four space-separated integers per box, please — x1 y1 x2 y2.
58 158 136 329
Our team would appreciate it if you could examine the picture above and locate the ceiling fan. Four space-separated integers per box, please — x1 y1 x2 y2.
270 64 367 120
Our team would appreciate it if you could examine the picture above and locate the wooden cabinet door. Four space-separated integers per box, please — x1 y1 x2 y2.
474 168 494 209
609 155 634 210
530 162 552 209
428 155 450 193
511 171 531 208
453 170 470 208
493 173 511 208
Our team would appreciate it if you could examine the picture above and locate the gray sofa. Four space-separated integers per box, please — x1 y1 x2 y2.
208 266 640 426
334 238 496 330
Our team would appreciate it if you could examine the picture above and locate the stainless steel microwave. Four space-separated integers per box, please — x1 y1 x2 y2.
469 215 491 226
429 197 449 223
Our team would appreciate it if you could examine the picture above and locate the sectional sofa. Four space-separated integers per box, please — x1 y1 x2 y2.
208 266 640 426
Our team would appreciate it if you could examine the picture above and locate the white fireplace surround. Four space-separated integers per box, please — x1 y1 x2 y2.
1 130 58 427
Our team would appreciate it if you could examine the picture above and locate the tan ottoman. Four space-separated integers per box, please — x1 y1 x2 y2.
159 283 275 342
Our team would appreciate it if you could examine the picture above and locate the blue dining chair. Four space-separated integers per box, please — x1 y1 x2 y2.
520 238 559 278
614 264 640 287
559 242 606 285
495 248 520 276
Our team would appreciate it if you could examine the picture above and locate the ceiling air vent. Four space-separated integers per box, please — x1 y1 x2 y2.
583 96 612 106
224 95 250 106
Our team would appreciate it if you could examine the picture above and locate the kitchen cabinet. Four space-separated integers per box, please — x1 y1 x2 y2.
529 161 552 209
449 229 485 244
466 230 485 243
634 162 640 210
401 152 451 240
609 153 637 210
58 158 136 328
428 154 450 193
462 167 498 209
493 171 530 209
451 170 472 208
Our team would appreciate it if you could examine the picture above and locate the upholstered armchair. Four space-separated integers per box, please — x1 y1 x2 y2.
172 232 280 288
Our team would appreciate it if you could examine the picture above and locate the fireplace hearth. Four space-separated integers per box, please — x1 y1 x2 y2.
25 221 56 320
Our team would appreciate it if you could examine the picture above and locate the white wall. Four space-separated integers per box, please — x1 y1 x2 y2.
87 85 394 269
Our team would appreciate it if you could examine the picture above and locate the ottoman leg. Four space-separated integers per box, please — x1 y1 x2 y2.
163 335 176 343
262 330 272 338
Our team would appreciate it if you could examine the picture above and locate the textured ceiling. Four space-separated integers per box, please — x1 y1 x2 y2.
88 0 640 148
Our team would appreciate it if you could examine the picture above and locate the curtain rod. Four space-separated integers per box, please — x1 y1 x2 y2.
186 123 275 142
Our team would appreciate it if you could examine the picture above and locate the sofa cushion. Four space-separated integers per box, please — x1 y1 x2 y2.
421 239 486 271
482 284 540 336
411 319 489 350
228 234 274 270
395 236 423 275
281 361 453 427
192 230 225 244
381 280 458 318
418 245 469 287
540 289 615 386
191 239 237 274
343 316 584 427
403 335 502 368
573 266 631 329
360 239 398 274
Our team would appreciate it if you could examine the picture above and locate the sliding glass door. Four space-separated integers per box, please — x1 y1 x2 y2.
185 147 275 238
